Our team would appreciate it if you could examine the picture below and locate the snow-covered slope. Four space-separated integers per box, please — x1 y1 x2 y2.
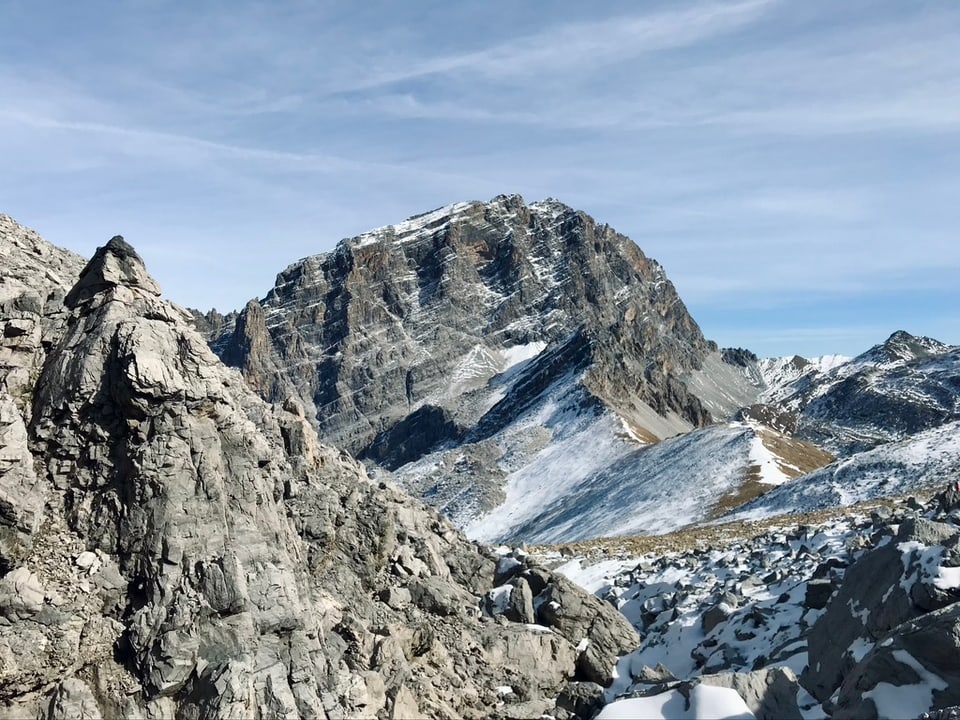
727 420 960 522
758 354 851 406
409 410 830 544
386 329 834 545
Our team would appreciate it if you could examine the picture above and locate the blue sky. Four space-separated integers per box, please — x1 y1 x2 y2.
1 0 958 358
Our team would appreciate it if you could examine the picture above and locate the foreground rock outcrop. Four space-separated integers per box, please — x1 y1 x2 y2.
0 220 638 719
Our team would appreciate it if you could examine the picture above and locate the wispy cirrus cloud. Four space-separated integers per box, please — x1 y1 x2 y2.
334 0 777 91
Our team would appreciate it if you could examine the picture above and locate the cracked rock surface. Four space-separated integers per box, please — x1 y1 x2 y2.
0 218 636 719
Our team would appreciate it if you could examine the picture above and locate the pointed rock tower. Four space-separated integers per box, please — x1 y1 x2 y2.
1 224 638 718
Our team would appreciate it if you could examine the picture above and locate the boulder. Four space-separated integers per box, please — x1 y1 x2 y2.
702 592 740 633
897 517 960 547
44 678 102 720
505 576 536 624
833 603 960 719
554 681 605 720
0 567 45 620
802 543 917 702
702 667 801 720
537 574 640 686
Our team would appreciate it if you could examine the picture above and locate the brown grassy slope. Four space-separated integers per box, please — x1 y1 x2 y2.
533 491 934 561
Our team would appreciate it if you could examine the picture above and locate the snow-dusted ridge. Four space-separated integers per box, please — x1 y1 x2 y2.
352 200 476 249
728 420 960 522
758 354 852 406
456 418 830 545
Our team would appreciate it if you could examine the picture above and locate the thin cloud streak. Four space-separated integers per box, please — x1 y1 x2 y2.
335 0 777 92
0 107 504 190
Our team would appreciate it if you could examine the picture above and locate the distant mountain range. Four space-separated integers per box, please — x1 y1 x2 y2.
198 195 960 544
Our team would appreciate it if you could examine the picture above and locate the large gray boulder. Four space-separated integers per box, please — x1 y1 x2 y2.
833 603 960 719
702 667 801 720
802 517 960 704
802 542 913 702
537 573 641 686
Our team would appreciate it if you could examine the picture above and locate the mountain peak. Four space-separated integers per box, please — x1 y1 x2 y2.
856 329 949 365
343 195 585 255
209 195 720 534
65 235 161 308
886 329 915 342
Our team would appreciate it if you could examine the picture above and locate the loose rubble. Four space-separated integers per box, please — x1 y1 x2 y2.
535 490 960 719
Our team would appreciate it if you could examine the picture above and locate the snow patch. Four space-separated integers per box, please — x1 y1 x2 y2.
352 201 474 248
862 649 947 718
749 431 791 485
501 341 547 371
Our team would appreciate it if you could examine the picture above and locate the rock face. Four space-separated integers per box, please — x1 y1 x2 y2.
0 215 86 574
207 195 716 457
832 604 960 720
200 196 792 540
0 219 638 719
800 499 960 718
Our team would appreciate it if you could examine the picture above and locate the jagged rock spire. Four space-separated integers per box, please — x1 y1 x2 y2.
64 235 161 308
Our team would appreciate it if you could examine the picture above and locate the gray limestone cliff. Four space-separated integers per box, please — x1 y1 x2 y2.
200 196 763 536
0 217 639 719
205 196 719 458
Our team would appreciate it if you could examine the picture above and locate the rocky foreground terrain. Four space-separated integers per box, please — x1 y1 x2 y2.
0 216 639 719
527 490 960 719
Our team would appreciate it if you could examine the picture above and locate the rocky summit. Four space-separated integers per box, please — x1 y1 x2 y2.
201 196 960 548
0 217 639 719
206 195 719 454
202 195 780 540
